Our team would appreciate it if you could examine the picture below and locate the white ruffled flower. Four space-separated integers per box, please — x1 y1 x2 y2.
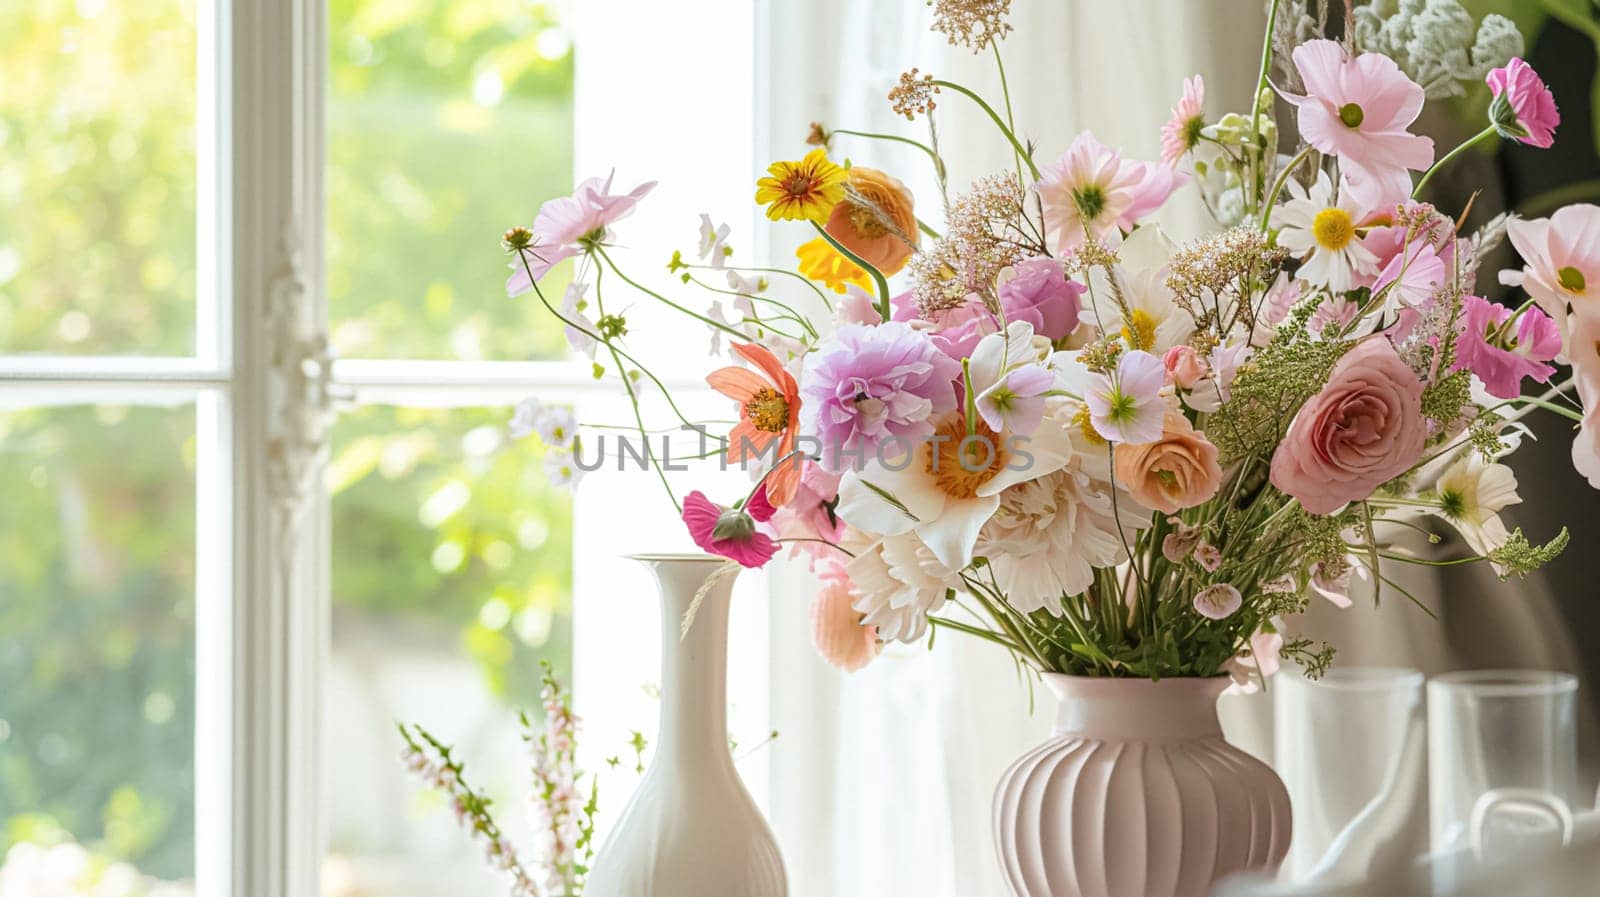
976 461 1150 615
845 532 961 642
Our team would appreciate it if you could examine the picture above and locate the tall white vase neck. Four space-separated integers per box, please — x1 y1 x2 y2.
584 554 787 897
636 553 734 768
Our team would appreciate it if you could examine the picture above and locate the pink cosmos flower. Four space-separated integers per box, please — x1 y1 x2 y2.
1035 131 1185 251
1270 336 1428 515
506 172 657 296
798 322 961 472
810 560 880 673
998 257 1084 342
1086 350 1168 445
1487 58 1559 149
680 487 779 568
1309 296 1361 339
1452 297 1562 399
1161 75 1205 166
1502 204 1600 334
1569 316 1600 488
1282 40 1434 211
1374 239 1449 310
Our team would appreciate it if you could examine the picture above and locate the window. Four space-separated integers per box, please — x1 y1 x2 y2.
2 1 763 896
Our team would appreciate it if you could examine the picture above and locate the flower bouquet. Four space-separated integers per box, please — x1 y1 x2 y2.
501 0 1594 892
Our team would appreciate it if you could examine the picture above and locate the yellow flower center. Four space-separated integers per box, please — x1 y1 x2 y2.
1312 207 1355 251
1072 405 1107 447
1121 309 1157 351
744 387 790 432
925 417 1007 500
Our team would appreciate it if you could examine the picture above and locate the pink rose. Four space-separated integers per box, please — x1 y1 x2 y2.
1269 337 1427 515
998 257 1083 343
1163 345 1206 389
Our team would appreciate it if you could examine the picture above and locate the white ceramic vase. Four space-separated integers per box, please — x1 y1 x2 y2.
584 554 787 897
994 675 1291 897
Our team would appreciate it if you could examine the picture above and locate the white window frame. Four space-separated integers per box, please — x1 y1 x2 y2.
2 3 767 895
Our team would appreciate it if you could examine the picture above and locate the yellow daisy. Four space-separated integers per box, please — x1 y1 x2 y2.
795 237 871 293
755 149 847 222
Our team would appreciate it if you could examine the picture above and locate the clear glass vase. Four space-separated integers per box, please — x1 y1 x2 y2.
1273 667 1426 882
1426 669 1580 883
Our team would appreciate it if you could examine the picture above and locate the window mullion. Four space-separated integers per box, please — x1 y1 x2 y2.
229 0 330 895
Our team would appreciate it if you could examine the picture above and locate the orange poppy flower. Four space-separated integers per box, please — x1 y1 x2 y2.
707 342 804 506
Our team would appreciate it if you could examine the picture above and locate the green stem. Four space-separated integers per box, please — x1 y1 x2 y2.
931 80 1040 180
1412 125 1498 199
992 43 1025 184
1249 0 1283 217
1258 144 1315 229
596 246 746 340
810 221 892 321
829 128 946 182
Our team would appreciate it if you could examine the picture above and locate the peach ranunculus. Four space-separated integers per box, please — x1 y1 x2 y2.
810 560 880 672
1113 410 1224 514
823 167 918 276
1269 336 1427 515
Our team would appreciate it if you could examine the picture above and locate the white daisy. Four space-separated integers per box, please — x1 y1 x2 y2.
1270 171 1378 293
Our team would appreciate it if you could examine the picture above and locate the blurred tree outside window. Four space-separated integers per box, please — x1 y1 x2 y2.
0 2 579 895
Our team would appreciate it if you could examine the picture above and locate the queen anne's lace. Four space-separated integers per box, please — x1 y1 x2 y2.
1352 0 1523 98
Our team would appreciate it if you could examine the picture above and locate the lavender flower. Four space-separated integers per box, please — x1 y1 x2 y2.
799 322 961 472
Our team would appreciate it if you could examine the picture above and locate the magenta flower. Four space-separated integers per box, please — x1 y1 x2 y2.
1086 350 1168 445
1451 296 1561 399
1487 58 1559 149
998 257 1083 342
506 172 657 297
681 487 779 568
1282 40 1433 210
799 322 961 472
1160 75 1205 167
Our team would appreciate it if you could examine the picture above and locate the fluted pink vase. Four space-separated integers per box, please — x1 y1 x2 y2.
993 675 1290 897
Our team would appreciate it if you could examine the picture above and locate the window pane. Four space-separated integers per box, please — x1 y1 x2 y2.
0 3 198 356
0 403 197 892
325 405 573 897
327 1 574 362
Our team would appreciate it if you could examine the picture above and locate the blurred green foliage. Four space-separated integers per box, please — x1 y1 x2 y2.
0 0 198 355
0 0 577 884
0 406 199 878
327 0 573 361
